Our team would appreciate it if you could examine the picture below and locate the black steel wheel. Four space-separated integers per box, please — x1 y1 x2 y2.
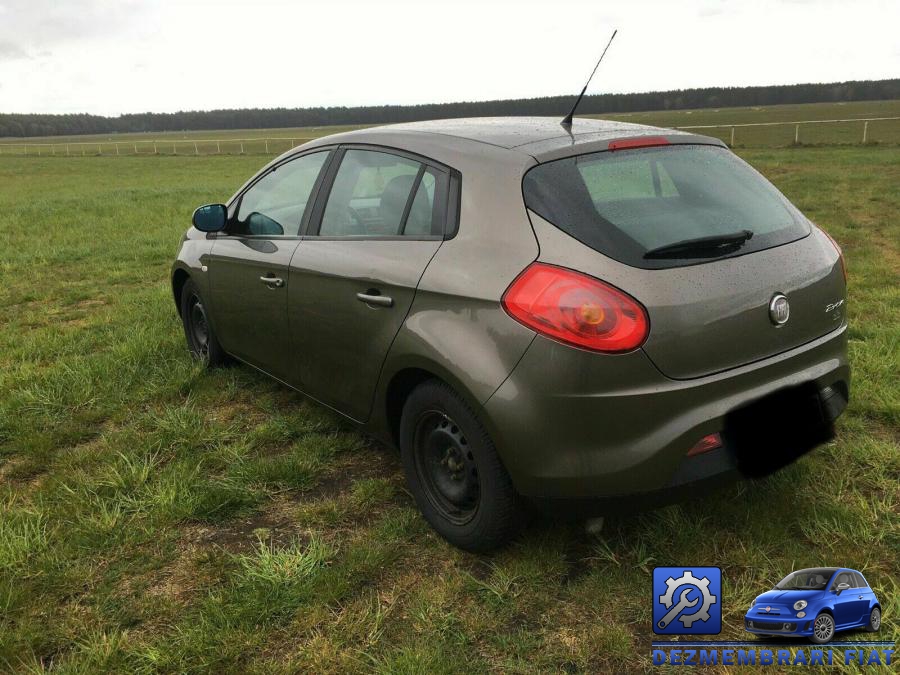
400 379 522 552
180 279 229 367
412 410 480 525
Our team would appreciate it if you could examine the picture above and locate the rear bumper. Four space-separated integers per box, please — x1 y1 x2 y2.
482 324 849 500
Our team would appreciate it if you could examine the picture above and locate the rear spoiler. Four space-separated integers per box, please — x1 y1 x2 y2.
531 132 727 163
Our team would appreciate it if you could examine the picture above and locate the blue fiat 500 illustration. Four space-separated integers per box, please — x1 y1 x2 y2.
745 567 882 643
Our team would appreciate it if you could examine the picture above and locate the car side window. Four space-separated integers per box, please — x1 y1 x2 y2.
231 151 329 236
852 572 867 588
403 168 443 236
832 572 852 589
318 149 445 237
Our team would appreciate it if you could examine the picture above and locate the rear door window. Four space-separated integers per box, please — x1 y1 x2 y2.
317 149 446 237
523 144 810 269
403 168 444 236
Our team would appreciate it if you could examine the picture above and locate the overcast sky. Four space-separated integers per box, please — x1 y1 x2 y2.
1 0 898 116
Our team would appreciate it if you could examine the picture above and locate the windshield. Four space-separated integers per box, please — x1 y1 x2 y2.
523 144 810 269
775 569 835 591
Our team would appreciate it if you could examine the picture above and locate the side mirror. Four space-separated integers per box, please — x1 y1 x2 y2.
192 204 227 232
835 582 850 594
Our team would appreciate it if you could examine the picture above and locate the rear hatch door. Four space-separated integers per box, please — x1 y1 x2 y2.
636 233 844 378
523 141 846 379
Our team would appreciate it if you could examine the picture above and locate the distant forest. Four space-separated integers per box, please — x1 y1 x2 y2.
3 79 898 138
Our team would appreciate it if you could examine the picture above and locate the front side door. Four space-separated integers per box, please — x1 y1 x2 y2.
288 147 453 420
208 150 331 380
830 571 864 628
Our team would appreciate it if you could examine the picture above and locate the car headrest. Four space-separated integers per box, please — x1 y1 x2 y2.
379 174 417 233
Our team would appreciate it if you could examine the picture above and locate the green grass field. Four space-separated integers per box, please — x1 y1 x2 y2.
2 100 899 154
1 146 898 672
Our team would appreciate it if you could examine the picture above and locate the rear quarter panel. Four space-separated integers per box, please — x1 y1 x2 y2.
369 139 540 439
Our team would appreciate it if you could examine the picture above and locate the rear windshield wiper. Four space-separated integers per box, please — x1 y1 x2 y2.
643 230 754 259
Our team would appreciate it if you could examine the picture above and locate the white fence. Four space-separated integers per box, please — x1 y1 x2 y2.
675 116 900 146
0 136 315 157
1 116 899 156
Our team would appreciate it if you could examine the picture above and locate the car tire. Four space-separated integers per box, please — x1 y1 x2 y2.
866 607 881 632
810 612 835 644
180 279 229 367
399 379 522 552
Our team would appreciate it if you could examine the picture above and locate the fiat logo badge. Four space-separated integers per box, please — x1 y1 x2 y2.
765 606 771 612
769 294 790 326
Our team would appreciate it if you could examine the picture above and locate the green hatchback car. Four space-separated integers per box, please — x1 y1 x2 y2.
173 117 849 551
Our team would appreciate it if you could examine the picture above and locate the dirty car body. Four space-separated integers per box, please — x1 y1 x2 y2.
173 117 849 550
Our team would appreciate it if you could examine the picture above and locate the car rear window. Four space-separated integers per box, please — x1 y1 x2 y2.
523 144 810 269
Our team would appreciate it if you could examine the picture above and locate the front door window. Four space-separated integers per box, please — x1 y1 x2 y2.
231 151 329 236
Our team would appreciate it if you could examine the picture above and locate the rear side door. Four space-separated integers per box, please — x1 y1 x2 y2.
207 150 332 380
288 146 455 421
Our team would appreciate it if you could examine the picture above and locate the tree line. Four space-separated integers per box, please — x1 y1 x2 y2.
2 79 898 138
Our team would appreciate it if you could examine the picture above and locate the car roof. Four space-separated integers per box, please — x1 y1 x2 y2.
382 117 679 150
301 116 721 165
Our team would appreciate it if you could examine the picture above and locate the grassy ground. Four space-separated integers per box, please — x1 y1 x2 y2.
1 147 898 673
1 100 898 153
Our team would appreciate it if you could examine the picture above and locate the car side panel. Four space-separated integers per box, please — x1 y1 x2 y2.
367 139 540 443
850 580 878 628
858 574 880 628
287 239 442 421
171 229 214 311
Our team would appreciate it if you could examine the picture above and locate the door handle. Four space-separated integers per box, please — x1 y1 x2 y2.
356 291 393 307
259 276 284 288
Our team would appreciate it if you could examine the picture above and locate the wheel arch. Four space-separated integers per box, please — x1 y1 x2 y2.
382 363 484 450
172 267 190 312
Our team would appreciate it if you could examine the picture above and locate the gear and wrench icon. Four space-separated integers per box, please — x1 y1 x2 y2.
658 570 717 628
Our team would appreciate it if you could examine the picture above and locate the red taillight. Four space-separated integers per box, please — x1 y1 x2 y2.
687 433 723 457
501 263 649 353
820 227 847 283
608 136 670 151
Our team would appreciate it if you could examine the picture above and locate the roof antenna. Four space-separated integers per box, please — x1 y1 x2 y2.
561 29 617 130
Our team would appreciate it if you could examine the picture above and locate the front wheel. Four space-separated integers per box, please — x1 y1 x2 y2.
399 380 522 552
810 612 835 644
866 607 881 632
180 279 229 367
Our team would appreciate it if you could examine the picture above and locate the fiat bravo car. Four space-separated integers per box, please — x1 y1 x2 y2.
172 117 849 551
745 568 881 643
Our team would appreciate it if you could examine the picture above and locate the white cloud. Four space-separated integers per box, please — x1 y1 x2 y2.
0 0 898 115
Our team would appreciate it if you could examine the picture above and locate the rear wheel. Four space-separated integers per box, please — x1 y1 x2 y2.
180 279 229 367
810 612 835 644
867 607 881 632
399 380 522 552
